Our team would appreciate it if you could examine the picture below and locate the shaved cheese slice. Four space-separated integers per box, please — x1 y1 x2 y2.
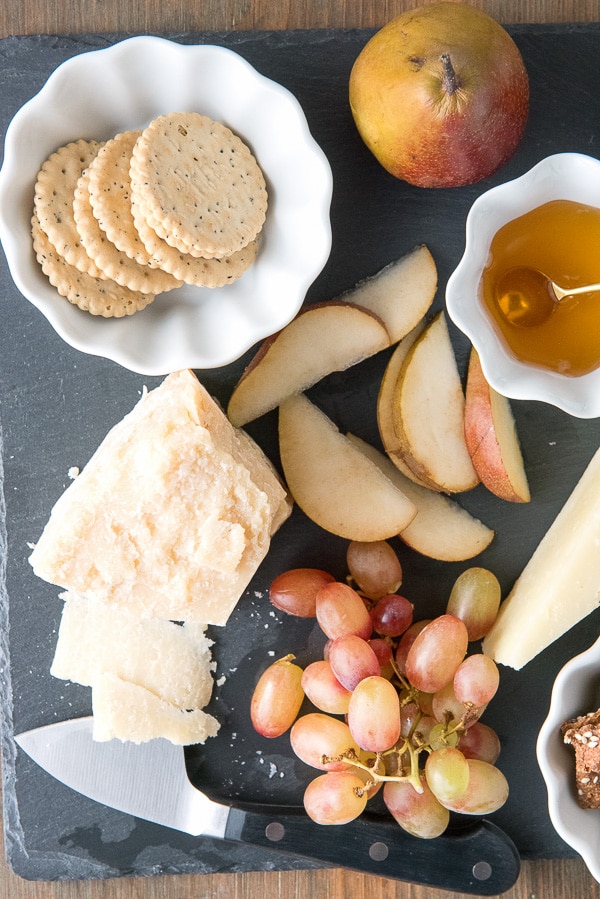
483 448 600 669
51 593 215 710
92 673 220 745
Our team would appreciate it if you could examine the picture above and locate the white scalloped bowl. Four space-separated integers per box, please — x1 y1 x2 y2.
446 153 600 418
537 635 600 881
0 36 333 374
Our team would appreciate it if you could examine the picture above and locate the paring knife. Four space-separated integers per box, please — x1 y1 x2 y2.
15 717 520 894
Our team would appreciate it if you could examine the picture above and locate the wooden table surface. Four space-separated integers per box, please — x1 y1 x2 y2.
1 1 600 898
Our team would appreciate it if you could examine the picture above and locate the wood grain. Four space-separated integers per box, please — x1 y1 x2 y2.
0 0 598 33
2 1 600 898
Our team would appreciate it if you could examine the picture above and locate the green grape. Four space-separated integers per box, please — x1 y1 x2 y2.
447 567 501 640
440 759 509 815
428 721 459 750
425 747 470 803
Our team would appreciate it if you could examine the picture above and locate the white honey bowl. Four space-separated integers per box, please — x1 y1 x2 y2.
446 152 600 419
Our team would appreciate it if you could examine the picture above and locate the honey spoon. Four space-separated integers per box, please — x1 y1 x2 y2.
495 266 600 327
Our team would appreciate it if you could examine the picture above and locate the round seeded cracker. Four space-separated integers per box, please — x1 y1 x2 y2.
32 213 155 318
86 130 160 266
34 139 107 278
130 112 268 259
130 188 260 287
73 167 183 294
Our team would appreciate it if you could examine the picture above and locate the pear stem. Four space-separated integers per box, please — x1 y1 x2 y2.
440 53 460 94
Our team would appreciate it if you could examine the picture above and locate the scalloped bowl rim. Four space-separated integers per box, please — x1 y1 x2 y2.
537 634 600 881
446 152 600 419
0 36 333 374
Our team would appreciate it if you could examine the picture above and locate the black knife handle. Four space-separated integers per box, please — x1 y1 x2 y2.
224 807 520 895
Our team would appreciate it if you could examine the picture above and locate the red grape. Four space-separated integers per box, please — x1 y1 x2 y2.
368 638 394 679
328 634 380 691
347 675 401 752
290 713 360 771
315 581 372 641
394 619 431 675
458 721 501 764
405 615 468 693
304 771 368 824
370 593 413 637
269 567 335 617
301 660 352 715
384 775 450 839
453 654 500 707
346 540 402 599
250 655 304 738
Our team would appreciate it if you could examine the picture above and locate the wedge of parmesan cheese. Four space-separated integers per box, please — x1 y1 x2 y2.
29 370 291 625
51 593 215 710
483 447 600 669
92 673 220 745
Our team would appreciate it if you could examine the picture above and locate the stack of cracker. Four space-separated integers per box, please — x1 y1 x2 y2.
32 112 268 317
30 370 291 744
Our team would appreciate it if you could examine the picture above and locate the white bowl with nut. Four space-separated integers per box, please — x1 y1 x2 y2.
446 152 600 419
0 36 333 374
537 635 600 881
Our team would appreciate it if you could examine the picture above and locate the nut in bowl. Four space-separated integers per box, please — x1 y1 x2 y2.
537 636 600 882
0 36 333 375
445 153 600 418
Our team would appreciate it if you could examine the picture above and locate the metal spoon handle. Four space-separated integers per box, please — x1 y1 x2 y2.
552 281 600 300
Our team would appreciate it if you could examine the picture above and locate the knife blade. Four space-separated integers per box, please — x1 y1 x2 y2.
15 717 520 893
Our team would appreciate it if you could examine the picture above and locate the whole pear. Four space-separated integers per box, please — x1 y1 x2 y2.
349 3 529 188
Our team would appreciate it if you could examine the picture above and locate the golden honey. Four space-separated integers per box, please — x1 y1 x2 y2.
480 199 600 376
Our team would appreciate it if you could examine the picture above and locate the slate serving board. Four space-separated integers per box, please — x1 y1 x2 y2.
1 25 600 884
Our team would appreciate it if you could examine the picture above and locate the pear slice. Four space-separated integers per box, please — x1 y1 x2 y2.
278 394 417 541
227 301 391 427
464 348 530 503
391 312 479 493
341 245 437 343
346 434 494 561
377 320 430 487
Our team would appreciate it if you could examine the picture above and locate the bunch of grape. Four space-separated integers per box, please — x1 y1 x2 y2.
250 541 508 838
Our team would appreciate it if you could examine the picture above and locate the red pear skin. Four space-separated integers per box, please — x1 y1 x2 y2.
464 348 530 503
349 3 529 188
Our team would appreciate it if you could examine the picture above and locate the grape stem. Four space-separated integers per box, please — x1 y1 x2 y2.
323 747 424 793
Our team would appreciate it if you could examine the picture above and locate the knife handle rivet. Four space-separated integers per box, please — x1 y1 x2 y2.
472 860 492 881
368 841 389 861
265 821 285 842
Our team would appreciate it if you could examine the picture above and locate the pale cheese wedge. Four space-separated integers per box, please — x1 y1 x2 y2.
483 447 600 669
51 593 216 710
29 370 290 625
92 673 220 745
